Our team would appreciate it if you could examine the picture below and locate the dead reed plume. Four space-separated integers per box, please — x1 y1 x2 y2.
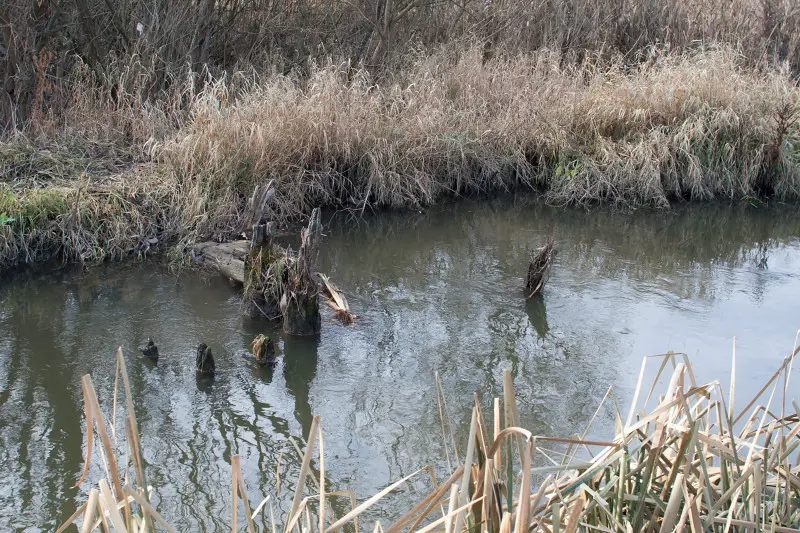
59 338 800 532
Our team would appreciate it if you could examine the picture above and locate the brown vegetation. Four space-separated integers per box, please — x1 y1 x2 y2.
1 0 800 271
60 342 800 531
3 0 800 127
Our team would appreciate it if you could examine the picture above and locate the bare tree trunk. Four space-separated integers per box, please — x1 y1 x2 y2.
191 0 216 72
0 21 18 128
73 0 103 69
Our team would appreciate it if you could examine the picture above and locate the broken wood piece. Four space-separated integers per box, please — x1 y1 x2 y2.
242 181 275 232
251 334 277 366
318 273 357 324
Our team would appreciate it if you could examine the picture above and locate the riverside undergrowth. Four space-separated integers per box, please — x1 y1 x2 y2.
2 47 799 270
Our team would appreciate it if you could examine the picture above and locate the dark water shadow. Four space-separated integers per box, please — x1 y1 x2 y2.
195 373 215 393
525 294 549 339
283 335 320 440
250 359 279 383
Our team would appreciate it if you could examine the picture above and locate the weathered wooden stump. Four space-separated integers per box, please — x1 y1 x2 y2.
189 197 334 336
282 208 322 336
140 338 159 362
283 296 321 336
192 181 276 285
251 334 277 366
243 222 286 319
195 343 216 375
526 237 555 297
242 181 275 232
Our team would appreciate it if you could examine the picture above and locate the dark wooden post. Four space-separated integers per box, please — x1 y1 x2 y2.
282 208 322 336
196 343 216 375
526 237 555 297
243 222 282 318
140 338 159 362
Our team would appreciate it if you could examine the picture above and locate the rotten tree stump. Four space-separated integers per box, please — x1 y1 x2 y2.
140 338 159 362
526 237 555 297
243 222 285 319
251 334 277 366
196 343 216 375
282 208 322 336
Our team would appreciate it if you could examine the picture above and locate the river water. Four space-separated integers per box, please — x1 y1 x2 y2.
1 198 800 531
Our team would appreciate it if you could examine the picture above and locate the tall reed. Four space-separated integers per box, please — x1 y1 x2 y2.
59 339 800 532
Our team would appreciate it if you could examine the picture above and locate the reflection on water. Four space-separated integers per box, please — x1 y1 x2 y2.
283 337 319 441
1 197 800 531
525 295 549 340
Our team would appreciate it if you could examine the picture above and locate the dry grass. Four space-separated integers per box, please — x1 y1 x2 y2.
58 337 800 532
0 166 180 268
4 0 800 132
160 47 800 234
2 47 799 270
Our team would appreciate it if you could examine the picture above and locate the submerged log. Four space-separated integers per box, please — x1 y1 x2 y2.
192 240 250 284
526 237 555 297
140 338 159 362
282 208 322 336
251 334 277 366
196 343 216 375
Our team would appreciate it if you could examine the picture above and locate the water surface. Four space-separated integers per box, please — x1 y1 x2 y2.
1 198 800 531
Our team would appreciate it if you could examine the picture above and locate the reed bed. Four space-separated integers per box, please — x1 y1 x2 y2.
59 338 800 532
160 47 800 237
3 47 799 271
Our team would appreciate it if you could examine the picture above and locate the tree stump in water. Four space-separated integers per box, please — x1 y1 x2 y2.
251 334 277 366
282 208 322 336
196 343 216 375
140 338 159 362
283 295 321 336
243 222 286 319
526 237 555 297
